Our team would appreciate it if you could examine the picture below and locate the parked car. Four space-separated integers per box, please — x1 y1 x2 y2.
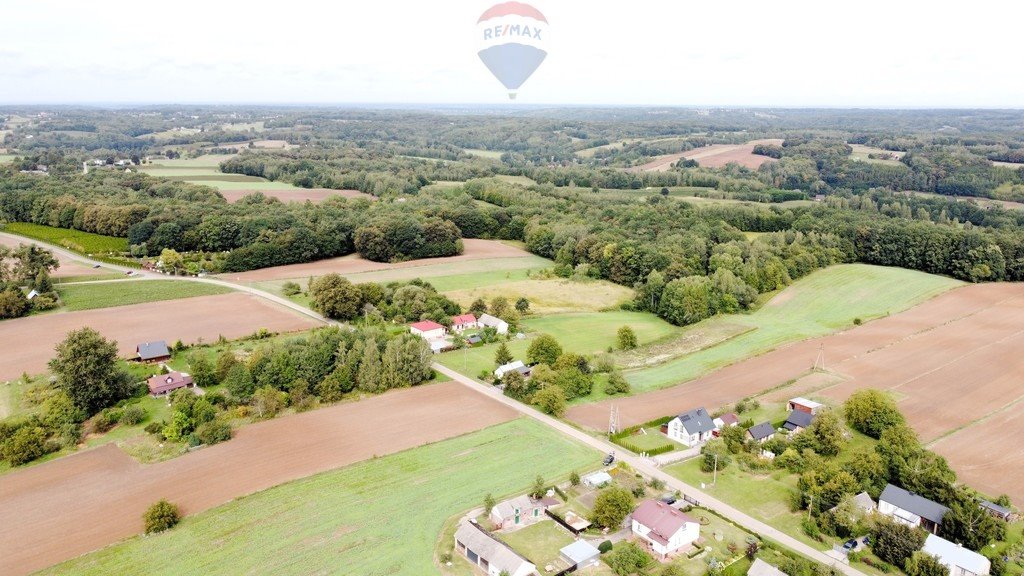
842 539 858 551
602 452 615 466
92 264 101 268
659 495 677 505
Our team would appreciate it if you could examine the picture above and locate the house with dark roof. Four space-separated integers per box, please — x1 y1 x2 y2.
979 500 1015 521
747 422 776 443
782 410 814 433
666 407 716 447
631 499 701 558
454 520 536 576
136 341 171 363
878 484 949 534
147 371 193 396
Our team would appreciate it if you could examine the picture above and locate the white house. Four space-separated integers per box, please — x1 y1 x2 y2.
923 534 991 576
666 407 717 447
409 320 446 340
489 494 555 530
478 313 509 335
631 499 701 558
878 484 949 534
455 520 537 576
494 360 527 379
451 313 479 332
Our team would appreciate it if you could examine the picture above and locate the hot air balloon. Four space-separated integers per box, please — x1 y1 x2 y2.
476 2 548 99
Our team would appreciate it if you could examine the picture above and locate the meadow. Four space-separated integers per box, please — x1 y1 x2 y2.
56 280 233 311
41 418 597 576
3 222 127 254
443 277 634 314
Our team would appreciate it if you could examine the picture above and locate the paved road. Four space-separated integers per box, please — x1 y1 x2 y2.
0 232 334 326
433 363 863 576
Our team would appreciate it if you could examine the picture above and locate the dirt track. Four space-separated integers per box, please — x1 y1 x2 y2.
222 238 534 282
0 293 318 381
218 188 373 203
568 283 1024 502
0 234 105 279
0 382 515 576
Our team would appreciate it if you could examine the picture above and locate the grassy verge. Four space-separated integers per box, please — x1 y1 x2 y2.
56 280 232 311
42 418 598 576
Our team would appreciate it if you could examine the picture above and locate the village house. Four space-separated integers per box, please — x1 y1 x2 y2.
478 313 509 335
409 320 446 340
454 520 537 576
147 371 194 396
747 422 776 444
979 500 1015 521
714 413 739 430
494 360 531 379
922 534 991 576
631 499 701 558
782 410 814 434
135 341 171 363
666 407 716 447
787 397 823 415
451 313 479 332
878 484 949 534
489 494 558 530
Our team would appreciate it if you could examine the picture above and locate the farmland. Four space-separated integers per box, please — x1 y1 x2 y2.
218 187 372 203
33 417 596 576
0 293 318 381
139 154 337 199
55 279 232 311
443 277 635 314
626 139 782 172
2 222 127 254
0 233 109 278
849 144 905 165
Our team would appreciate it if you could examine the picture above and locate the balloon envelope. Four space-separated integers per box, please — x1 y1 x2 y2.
476 2 548 98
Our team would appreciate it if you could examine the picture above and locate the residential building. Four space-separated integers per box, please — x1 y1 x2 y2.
747 422 776 443
136 341 171 363
666 407 716 447
451 313 479 332
489 495 555 530
878 484 949 534
714 413 739 429
922 534 991 576
147 371 194 396
454 520 537 576
409 320 446 340
782 410 814 433
631 499 701 558
478 313 509 334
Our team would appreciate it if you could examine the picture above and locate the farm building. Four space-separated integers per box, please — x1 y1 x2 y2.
631 499 700 558
560 540 600 570
466 334 483 345
782 410 814 433
666 407 716 447
478 313 509 335
489 494 558 530
787 397 823 415
136 341 171 363
714 413 739 429
454 520 537 576
582 471 612 488
923 534 991 576
409 320 446 340
879 484 949 534
979 500 1015 521
451 313 479 332
494 360 530 379
146 371 194 396
748 558 788 576
747 422 775 443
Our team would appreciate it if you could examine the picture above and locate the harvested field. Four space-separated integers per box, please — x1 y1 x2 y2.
218 187 373 203
444 278 634 314
567 282 1024 503
221 239 535 282
626 139 782 172
0 293 318 381
0 234 105 279
0 382 515 576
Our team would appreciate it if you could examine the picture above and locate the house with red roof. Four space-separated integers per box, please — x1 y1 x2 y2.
631 499 701 558
451 313 478 332
409 320 447 340
147 371 194 396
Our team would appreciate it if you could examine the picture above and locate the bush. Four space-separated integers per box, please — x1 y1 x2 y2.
607 541 652 576
120 405 147 426
143 499 180 534
570 470 580 486
92 408 122 433
598 540 613 554
1 426 48 465
281 281 302 296
144 421 164 435
195 419 232 445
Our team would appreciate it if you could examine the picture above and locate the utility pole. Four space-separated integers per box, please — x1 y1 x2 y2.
807 493 814 521
713 453 719 486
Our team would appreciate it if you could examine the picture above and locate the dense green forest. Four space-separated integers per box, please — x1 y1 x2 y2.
2 106 1023 326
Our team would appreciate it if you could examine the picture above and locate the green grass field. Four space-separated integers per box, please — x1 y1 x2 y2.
625 264 961 393
3 222 127 254
43 418 598 576
56 280 232 311
0 153 17 164
849 144 904 166
463 148 503 159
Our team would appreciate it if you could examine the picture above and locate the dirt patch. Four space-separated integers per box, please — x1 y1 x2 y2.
567 283 1024 502
0 382 515 576
221 239 534 282
0 234 105 279
219 188 373 204
0 293 318 381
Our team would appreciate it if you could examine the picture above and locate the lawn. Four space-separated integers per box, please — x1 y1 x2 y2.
500 521 575 568
849 144 904 166
522 311 678 356
56 280 233 311
625 264 961 393
42 418 598 576
3 222 127 254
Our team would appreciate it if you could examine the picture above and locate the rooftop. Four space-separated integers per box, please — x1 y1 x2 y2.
560 540 600 564
880 484 950 524
676 407 716 435
789 397 823 409
455 521 534 575
632 499 697 544
748 422 776 440
923 534 991 575
783 410 814 430
410 320 444 332
137 340 170 360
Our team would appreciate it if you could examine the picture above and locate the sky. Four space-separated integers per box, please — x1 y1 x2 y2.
1 0 1022 108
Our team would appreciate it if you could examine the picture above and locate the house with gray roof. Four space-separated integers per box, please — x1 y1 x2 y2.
747 422 776 443
979 500 1015 521
782 410 814 433
135 341 171 363
454 520 536 576
878 484 949 534
667 407 716 447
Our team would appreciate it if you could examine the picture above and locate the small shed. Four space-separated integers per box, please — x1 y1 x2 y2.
495 360 526 379
136 341 171 363
560 540 601 569
787 397 823 415
980 500 1015 521
582 471 612 488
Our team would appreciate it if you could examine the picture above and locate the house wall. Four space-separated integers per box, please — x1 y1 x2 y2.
631 520 699 556
878 500 922 528
411 327 446 340
666 419 711 447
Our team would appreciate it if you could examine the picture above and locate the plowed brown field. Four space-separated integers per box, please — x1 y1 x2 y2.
0 382 515 576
